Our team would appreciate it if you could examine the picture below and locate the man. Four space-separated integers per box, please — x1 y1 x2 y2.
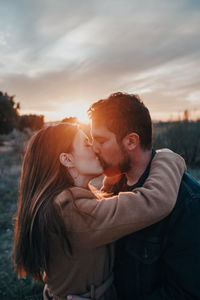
88 92 200 299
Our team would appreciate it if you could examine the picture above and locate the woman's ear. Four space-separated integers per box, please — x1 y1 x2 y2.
59 153 74 168
123 133 139 151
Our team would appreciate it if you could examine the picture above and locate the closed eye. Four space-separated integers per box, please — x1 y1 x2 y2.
93 136 107 144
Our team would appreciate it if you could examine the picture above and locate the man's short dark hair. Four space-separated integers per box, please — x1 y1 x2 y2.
88 92 152 150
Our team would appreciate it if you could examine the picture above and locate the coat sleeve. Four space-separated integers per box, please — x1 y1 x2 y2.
68 151 186 248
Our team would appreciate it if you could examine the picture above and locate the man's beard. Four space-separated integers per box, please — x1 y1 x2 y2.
97 145 131 175
118 144 131 173
118 153 131 173
97 156 110 171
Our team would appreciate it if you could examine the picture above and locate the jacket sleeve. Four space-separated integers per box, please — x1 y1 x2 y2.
69 151 186 248
144 192 200 300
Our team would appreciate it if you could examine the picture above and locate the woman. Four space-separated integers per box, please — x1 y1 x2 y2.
13 123 185 300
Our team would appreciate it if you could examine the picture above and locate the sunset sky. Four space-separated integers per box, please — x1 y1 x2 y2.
0 0 200 122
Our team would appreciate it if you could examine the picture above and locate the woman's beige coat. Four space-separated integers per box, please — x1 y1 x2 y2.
44 150 186 300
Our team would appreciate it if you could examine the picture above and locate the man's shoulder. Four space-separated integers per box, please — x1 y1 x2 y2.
178 172 200 202
165 172 200 228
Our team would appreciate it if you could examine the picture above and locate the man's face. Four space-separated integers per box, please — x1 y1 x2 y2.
91 122 131 175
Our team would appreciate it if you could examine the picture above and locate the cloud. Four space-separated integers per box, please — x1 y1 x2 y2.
0 0 200 120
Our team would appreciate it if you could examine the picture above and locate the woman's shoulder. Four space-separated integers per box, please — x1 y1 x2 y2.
71 186 100 200
54 189 72 206
54 187 96 206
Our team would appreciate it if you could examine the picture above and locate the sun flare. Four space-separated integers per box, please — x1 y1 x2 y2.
43 101 90 123
56 101 90 123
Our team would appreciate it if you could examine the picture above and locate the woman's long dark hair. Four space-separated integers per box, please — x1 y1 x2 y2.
13 123 78 282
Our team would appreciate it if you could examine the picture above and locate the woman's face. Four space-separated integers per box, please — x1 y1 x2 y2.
71 129 103 177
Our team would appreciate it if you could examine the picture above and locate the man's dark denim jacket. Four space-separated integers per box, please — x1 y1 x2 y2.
113 152 200 300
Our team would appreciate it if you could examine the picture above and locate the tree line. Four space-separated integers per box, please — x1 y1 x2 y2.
0 91 44 134
0 90 199 167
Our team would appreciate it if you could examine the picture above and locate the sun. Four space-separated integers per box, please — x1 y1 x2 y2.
56 101 90 123
42 100 91 123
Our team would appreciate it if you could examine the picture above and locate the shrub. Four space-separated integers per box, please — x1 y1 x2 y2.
153 121 200 167
18 115 44 132
0 91 20 135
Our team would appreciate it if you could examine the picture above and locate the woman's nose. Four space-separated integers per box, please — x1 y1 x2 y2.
92 142 99 154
